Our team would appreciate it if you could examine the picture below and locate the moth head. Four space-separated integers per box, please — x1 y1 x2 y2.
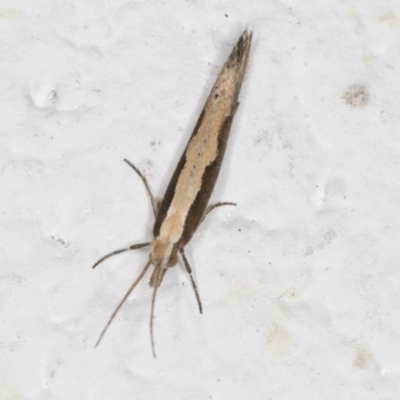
151 237 177 269
149 238 178 288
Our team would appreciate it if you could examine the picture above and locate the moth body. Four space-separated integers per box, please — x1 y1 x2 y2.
92 30 252 357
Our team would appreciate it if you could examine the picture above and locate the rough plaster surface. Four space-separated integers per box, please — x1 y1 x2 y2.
1 1 400 399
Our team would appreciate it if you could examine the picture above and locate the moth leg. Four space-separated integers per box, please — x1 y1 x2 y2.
123 158 159 217
179 248 203 314
200 201 237 225
92 242 151 269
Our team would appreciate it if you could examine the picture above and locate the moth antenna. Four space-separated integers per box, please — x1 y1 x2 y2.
124 158 158 217
95 259 152 347
92 242 151 269
150 285 158 358
149 268 165 358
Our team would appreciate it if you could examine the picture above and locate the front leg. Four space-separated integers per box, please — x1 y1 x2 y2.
92 242 151 269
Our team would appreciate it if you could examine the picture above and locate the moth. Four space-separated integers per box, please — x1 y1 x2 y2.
93 29 252 357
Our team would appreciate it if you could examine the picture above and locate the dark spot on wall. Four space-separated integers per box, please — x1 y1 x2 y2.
342 84 370 108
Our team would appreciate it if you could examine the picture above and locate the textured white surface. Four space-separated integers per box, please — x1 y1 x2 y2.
1 1 400 399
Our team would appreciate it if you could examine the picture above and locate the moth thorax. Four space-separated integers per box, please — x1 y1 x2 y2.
151 237 176 269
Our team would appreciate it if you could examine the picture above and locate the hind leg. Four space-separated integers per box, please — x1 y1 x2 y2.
200 201 237 225
124 158 160 217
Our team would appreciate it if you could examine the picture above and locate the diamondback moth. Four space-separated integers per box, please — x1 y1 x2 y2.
92 30 252 357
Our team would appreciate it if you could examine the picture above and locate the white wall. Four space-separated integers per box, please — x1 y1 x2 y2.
1 1 399 399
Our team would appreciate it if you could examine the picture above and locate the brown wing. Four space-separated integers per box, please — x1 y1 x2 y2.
153 30 252 247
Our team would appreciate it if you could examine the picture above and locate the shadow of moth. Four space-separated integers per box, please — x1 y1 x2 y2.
92 29 252 357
